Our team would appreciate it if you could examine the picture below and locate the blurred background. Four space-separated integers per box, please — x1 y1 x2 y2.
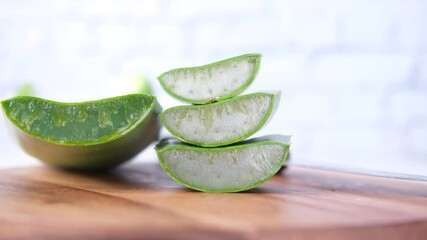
0 0 426 176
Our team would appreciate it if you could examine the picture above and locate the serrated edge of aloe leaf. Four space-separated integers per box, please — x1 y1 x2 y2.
1 94 161 146
156 135 291 193
158 53 262 104
159 92 280 147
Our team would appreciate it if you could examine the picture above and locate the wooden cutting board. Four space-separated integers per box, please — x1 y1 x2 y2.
1 163 426 240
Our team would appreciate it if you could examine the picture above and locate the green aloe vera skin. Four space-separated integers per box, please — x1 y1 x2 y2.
1 94 161 170
160 92 280 147
158 53 261 104
156 135 291 192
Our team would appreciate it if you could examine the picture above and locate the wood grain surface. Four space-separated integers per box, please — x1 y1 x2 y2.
0 163 426 240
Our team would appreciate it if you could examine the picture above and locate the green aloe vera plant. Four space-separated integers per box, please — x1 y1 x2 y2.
156 135 291 192
160 92 279 147
1 94 161 170
158 53 261 104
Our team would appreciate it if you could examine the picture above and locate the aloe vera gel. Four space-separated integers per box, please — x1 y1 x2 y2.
158 53 261 104
157 135 290 192
157 53 291 192
161 92 279 147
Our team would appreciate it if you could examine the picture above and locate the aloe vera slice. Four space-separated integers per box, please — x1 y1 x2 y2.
156 135 291 192
160 92 279 147
1 94 161 170
158 53 261 104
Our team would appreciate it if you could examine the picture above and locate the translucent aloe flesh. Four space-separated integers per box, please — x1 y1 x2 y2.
1 94 161 170
156 135 291 192
158 53 261 104
160 92 279 147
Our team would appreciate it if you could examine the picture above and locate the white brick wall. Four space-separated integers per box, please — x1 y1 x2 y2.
0 0 426 176
310 54 413 86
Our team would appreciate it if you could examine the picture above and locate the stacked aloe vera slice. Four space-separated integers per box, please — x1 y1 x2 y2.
156 53 291 192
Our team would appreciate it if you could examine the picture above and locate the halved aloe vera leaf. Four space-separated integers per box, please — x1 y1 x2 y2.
156 135 291 192
158 53 261 104
160 92 279 147
1 94 161 170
